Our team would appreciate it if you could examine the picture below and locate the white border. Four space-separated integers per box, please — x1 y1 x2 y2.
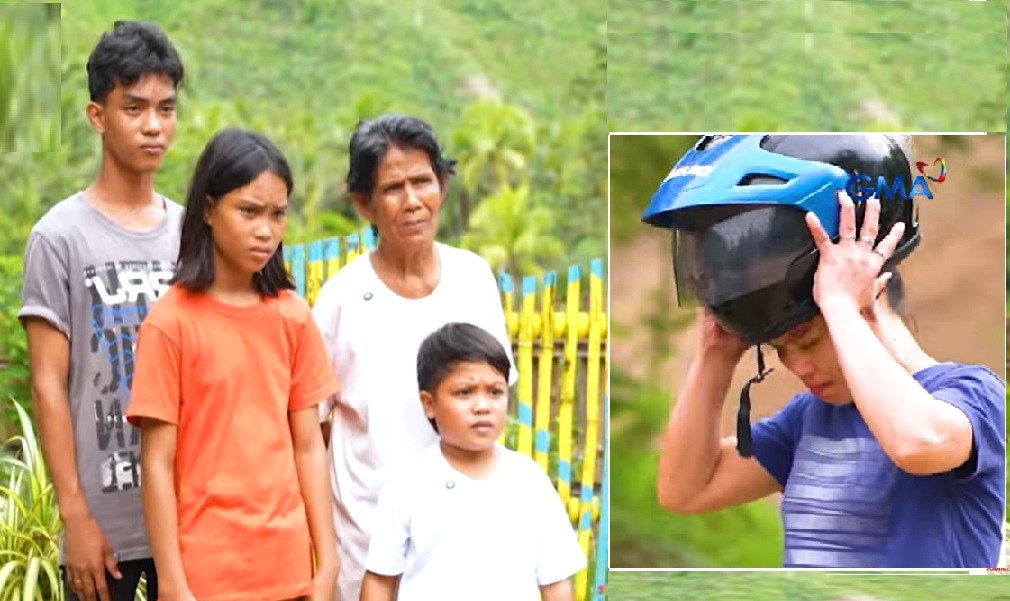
606 131 1008 574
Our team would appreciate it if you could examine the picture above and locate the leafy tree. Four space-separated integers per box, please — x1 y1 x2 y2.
461 184 566 277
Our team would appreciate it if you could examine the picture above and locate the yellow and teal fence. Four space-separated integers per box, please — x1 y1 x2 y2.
284 230 609 601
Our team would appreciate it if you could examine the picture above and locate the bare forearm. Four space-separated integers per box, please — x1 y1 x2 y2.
820 299 969 468
295 444 338 571
142 454 189 594
360 572 398 601
657 352 735 509
32 384 89 520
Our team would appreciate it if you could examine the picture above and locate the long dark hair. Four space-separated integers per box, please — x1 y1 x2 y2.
172 127 295 296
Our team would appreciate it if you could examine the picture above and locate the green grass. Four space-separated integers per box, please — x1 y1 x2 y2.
609 572 1010 601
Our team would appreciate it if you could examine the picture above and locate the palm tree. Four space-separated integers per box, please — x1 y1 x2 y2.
450 99 536 235
460 184 565 277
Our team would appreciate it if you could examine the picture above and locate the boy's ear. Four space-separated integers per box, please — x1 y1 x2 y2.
420 390 436 420
86 101 105 134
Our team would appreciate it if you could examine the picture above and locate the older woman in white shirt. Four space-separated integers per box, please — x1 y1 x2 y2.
312 114 516 601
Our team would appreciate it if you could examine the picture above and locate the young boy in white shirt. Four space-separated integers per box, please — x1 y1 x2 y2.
360 322 586 601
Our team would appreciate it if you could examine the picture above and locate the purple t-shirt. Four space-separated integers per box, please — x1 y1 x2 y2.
751 362 1005 568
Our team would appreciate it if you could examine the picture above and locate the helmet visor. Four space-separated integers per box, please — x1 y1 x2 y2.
672 206 817 309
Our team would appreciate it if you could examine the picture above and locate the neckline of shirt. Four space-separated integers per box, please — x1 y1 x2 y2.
74 191 177 240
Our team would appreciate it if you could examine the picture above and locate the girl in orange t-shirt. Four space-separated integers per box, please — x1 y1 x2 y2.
127 128 339 601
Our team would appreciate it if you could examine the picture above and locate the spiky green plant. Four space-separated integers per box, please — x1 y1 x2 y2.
0 397 62 600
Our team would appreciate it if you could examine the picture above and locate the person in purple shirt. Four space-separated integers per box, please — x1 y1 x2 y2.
641 134 1006 568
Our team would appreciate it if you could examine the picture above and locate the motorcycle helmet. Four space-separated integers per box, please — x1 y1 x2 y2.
641 134 923 456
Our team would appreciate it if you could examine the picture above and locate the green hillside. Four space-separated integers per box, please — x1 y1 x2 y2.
117 0 604 125
610 0 1005 34
608 0 1007 131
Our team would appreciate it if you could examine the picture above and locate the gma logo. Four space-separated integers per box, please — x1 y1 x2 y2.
846 174 935 202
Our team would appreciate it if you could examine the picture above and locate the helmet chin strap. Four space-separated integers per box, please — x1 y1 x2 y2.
737 345 774 458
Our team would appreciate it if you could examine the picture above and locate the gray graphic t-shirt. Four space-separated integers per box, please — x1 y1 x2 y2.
18 192 184 563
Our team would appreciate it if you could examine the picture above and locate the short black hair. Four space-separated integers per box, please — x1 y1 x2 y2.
346 114 457 197
417 322 511 433
172 127 296 296
87 20 185 103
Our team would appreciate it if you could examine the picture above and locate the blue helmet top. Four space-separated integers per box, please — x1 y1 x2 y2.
639 134 921 346
642 135 851 239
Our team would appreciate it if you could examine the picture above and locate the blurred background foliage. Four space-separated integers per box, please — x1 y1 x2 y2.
0 3 61 151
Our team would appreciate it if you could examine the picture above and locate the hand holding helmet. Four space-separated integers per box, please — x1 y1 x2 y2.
697 306 749 365
805 191 907 316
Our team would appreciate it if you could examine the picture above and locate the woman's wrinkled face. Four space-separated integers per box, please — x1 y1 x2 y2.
768 315 852 404
356 145 445 247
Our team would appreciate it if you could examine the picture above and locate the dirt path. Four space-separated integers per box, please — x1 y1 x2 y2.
612 135 1006 437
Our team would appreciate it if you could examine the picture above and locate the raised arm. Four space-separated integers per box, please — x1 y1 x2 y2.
657 311 782 514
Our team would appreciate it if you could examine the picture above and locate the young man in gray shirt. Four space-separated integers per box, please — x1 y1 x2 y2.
18 21 185 601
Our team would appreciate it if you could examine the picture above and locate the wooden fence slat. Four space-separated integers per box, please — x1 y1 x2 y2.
498 272 515 446
323 237 341 282
292 244 306 299
346 233 361 264
534 272 556 472
575 258 604 601
308 240 323 307
517 276 537 457
558 265 580 524
594 341 610 600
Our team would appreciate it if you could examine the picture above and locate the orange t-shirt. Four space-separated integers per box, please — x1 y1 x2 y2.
126 284 339 601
